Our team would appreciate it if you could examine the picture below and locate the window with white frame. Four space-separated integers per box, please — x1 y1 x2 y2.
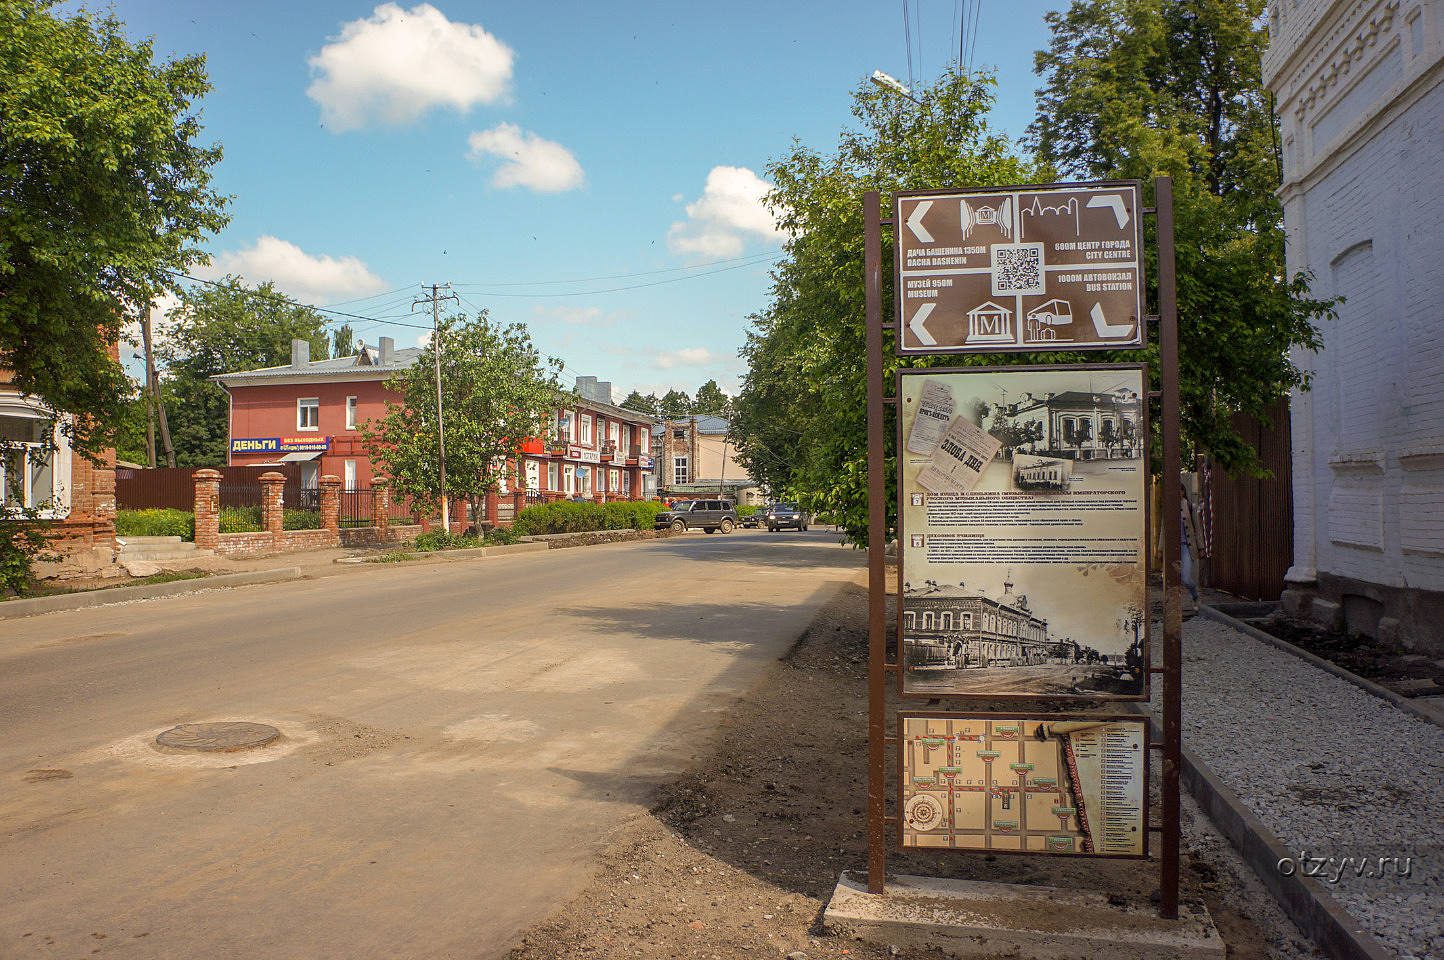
547 461 559 491
609 421 619 447
673 455 689 484
344 459 357 487
578 466 591 496
563 465 574 493
525 460 540 492
297 397 319 430
580 413 593 444
621 471 631 495
345 396 358 430
620 423 631 453
0 409 68 515
640 429 649 454
610 468 619 492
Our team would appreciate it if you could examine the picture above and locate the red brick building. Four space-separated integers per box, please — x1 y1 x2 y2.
214 340 657 503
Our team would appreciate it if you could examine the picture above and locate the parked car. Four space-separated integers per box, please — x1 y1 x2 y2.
764 502 809 531
739 505 767 528
654 499 739 534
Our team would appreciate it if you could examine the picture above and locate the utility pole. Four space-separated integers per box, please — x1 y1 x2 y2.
414 283 459 530
141 303 175 468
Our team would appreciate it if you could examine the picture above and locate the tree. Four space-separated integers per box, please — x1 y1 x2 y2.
331 324 356 359
732 72 1037 542
1030 0 1333 474
692 379 731 417
363 312 563 527
620 390 660 416
158 277 329 466
0 0 228 457
658 389 693 419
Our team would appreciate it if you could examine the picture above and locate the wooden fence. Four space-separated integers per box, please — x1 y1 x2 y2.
116 465 303 510
1206 398 1294 600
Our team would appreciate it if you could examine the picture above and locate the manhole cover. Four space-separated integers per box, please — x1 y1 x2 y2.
155 722 281 752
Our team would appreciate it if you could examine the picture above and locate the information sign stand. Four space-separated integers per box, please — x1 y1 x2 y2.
862 177 1182 918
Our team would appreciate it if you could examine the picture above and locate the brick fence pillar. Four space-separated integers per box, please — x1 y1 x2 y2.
512 489 526 517
485 489 500 524
371 478 390 531
193 469 221 550
319 475 341 533
260 472 286 537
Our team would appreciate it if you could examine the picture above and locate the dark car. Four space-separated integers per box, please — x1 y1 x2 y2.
739 505 766 528
654 499 739 534
764 502 809 531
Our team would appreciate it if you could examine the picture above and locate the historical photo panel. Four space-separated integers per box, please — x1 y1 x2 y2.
899 714 1147 856
898 365 1149 699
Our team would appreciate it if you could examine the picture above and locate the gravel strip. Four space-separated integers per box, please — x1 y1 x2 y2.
1153 616 1444 959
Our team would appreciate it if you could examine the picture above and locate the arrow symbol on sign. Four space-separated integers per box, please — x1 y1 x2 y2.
906 201 934 243
1090 302 1133 338
909 303 937 345
1086 194 1130 229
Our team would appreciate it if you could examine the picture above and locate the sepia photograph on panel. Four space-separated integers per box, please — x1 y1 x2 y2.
898 365 1149 699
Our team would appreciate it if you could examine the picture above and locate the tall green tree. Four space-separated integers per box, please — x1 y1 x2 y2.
732 72 1036 541
620 390 660 416
658 389 693 419
692 379 732 417
158 277 329 466
363 312 564 527
1030 0 1332 472
0 0 228 456
331 324 356 359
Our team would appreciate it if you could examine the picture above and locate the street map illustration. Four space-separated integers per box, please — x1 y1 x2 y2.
900 715 1146 856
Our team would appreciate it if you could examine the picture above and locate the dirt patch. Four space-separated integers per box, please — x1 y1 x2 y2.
507 580 1292 960
1243 611 1444 698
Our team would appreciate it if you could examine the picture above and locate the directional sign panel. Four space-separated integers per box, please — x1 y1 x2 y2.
894 181 1145 353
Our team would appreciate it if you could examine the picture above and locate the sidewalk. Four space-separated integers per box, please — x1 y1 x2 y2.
1156 611 1444 960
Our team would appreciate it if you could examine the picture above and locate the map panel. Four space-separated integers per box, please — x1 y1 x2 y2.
899 714 1147 856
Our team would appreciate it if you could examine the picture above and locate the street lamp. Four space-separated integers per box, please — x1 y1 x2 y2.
870 70 922 106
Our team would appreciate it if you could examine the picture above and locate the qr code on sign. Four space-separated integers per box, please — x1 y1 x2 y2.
991 242 1045 296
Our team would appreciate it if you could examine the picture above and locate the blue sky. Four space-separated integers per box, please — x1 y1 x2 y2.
109 0 1064 402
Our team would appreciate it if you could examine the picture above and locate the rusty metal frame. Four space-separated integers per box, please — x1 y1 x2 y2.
892 362 1152 703
864 178 1181 917
896 711 1150 859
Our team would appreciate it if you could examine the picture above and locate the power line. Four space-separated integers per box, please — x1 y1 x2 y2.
451 251 776 288
163 270 431 330
455 256 778 298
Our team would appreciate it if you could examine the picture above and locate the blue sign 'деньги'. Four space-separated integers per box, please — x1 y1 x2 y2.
230 436 329 454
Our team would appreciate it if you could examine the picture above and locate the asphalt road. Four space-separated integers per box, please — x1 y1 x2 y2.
0 529 862 959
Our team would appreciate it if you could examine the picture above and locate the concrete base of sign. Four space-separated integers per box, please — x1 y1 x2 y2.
823 871 1225 960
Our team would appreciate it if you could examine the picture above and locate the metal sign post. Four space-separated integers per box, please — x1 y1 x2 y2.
862 177 1182 917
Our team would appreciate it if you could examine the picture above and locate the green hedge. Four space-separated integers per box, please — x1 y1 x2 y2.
737 504 760 517
116 507 321 539
511 500 667 536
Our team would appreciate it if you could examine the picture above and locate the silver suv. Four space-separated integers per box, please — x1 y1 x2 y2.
654 499 739 534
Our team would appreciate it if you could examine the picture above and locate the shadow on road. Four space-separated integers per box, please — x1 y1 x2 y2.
638 530 861 570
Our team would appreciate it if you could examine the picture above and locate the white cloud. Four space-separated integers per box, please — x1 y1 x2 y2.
666 166 784 259
307 3 514 131
199 236 388 305
654 346 715 369
467 123 584 193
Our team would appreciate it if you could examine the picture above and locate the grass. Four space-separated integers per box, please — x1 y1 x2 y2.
364 549 416 563
3 568 211 601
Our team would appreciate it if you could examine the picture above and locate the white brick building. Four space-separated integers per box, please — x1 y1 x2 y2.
1264 0 1444 648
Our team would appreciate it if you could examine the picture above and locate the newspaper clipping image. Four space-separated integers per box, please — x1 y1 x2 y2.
899 366 1148 699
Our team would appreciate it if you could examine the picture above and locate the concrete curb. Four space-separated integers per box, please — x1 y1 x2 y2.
1135 711 1394 960
334 542 551 565
0 567 304 620
1199 603 1444 730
